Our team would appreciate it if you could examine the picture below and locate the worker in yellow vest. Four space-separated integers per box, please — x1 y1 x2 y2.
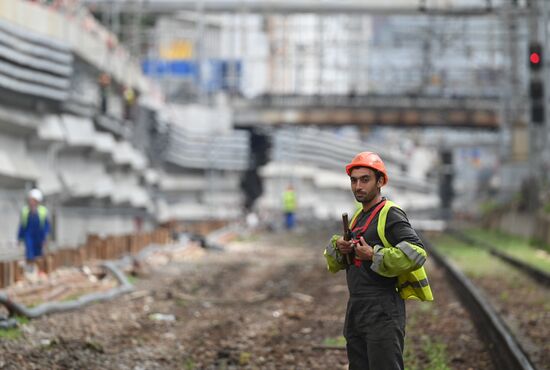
17 189 50 270
324 152 433 370
282 185 297 230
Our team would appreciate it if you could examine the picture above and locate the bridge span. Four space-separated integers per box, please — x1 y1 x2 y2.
233 94 500 129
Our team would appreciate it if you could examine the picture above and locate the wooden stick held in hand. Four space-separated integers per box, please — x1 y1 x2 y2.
342 213 352 265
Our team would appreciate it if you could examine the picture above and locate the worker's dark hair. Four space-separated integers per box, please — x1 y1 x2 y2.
373 169 384 184
349 166 384 185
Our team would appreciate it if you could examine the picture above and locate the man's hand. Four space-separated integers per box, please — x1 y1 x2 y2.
354 236 374 261
336 237 354 254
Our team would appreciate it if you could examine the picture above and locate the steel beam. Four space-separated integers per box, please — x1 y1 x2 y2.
83 0 518 16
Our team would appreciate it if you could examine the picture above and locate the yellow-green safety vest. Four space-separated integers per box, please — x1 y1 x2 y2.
324 200 434 301
282 190 296 212
21 205 48 228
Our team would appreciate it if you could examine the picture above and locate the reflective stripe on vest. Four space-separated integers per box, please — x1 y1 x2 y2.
377 200 434 301
21 205 48 228
349 207 363 229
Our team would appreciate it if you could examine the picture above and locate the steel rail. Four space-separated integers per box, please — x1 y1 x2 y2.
447 229 550 287
420 232 536 370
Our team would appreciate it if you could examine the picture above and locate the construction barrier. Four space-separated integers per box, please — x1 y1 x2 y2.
0 228 172 289
0 218 232 289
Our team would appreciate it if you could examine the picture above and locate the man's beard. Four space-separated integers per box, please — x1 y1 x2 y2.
354 190 375 203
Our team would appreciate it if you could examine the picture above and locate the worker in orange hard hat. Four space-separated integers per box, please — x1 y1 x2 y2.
324 151 433 370
345 152 389 208
345 151 388 184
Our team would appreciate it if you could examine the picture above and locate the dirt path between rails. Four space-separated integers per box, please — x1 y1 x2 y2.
0 230 493 370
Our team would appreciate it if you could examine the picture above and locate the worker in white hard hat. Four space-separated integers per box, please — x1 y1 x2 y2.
17 189 50 269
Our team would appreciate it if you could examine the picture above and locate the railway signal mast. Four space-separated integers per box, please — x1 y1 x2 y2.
527 0 548 210
529 42 544 126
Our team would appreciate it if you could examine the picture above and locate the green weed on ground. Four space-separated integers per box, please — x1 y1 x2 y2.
322 335 346 347
405 335 451 370
430 234 507 278
182 358 196 370
0 316 27 340
319 333 450 370
15 316 29 325
0 327 21 340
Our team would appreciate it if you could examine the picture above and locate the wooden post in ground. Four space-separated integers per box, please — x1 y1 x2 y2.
87 235 101 261
128 235 135 255
117 236 124 258
78 248 85 267
112 237 118 259
13 260 23 282
6 261 14 287
45 254 53 274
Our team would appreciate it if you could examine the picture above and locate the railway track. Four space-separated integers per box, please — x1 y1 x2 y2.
447 229 550 287
420 232 537 370
1 228 545 369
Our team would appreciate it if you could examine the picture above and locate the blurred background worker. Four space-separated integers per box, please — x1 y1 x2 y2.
17 189 50 271
282 185 297 230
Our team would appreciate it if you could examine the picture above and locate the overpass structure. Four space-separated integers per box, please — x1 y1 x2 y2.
83 0 522 16
233 94 500 129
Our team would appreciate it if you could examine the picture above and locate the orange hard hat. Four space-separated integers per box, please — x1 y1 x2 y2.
345 151 388 185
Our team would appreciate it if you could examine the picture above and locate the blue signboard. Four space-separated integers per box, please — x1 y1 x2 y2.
142 60 198 77
141 59 242 93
